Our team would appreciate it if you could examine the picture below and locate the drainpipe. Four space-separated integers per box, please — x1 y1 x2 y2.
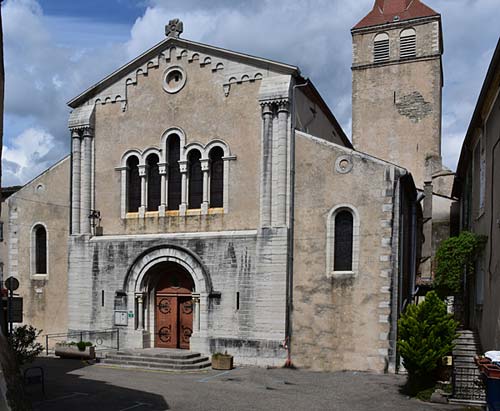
284 78 309 367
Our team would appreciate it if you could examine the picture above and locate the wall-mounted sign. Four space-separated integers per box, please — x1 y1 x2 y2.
114 311 128 326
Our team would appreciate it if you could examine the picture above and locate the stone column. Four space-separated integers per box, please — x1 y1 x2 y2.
201 159 210 215
192 295 200 333
159 162 167 217
179 160 188 216
260 102 273 227
71 130 82 234
80 128 93 234
137 295 144 330
138 164 147 218
275 101 289 227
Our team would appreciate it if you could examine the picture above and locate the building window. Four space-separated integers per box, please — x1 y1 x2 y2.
400 28 416 59
31 224 48 276
167 135 182 211
146 154 160 211
127 156 141 212
209 147 224 208
334 211 354 271
374 33 390 63
188 150 203 209
326 205 360 278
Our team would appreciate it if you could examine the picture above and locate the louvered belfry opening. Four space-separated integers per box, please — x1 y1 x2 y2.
167 135 182 211
35 225 47 274
209 147 224 208
373 33 390 63
127 156 141 212
188 150 203 209
400 28 416 59
147 154 161 211
334 210 354 271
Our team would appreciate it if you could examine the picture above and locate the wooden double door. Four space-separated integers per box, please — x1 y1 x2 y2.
155 294 193 349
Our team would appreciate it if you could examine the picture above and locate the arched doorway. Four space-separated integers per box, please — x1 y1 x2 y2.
150 262 194 349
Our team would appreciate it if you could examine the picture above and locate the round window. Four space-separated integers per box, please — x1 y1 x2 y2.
163 66 186 94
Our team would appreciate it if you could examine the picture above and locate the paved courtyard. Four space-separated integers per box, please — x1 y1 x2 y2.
24 358 477 411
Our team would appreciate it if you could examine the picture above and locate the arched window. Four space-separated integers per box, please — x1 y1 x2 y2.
400 28 416 59
334 210 354 271
374 33 390 63
326 205 360 278
167 135 182 211
33 224 47 275
146 154 160 211
127 156 141 212
209 147 224 208
188 150 203 209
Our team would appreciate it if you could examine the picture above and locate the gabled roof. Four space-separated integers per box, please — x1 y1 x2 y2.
353 0 439 30
68 36 299 108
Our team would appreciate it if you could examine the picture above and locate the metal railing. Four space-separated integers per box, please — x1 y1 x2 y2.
43 329 120 356
452 365 486 401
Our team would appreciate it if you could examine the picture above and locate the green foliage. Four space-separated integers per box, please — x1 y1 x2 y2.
434 231 487 296
76 341 93 351
7 325 44 366
398 291 458 394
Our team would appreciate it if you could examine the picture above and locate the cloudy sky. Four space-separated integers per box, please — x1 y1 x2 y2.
2 0 499 186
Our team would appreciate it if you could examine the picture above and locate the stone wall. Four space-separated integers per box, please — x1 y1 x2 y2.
352 17 442 189
291 131 405 372
6 157 70 337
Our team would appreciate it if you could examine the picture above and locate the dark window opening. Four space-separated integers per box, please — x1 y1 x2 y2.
127 156 141 212
236 292 240 310
167 135 182 210
209 147 224 208
147 154 161 211
34 225 47 274
188 150 203 209
334 210 353 271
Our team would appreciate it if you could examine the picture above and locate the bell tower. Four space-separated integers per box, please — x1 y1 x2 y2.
351 0 443 189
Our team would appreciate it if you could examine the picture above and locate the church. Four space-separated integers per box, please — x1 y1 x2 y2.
1 0 451 372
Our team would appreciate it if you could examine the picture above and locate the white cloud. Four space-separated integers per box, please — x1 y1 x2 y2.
2 128 57 186
2 0 499 187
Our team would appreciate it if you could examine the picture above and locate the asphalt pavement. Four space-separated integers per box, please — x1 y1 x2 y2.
23 358 480 411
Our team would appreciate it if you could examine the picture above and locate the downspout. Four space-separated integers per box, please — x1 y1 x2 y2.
284 78 309 367
411 192 425 301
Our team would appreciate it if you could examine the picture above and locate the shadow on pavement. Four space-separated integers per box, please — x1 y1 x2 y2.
24 357 169 411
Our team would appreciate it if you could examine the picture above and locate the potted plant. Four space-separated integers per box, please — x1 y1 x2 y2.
55 341 95 360
211 352 233 370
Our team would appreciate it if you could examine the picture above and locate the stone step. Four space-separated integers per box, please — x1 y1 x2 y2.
105 354 208 366
102 358 211 371
454 363 479 369
115 350 200 360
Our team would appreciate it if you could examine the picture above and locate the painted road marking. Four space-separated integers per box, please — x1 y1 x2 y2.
119 402 152 411
198 370 231 383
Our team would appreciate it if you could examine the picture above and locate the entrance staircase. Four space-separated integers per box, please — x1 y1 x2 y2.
100 348 211 372
451 330 486 404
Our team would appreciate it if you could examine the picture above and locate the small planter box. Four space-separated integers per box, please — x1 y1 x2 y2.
211 354 233 370
54 344 95 360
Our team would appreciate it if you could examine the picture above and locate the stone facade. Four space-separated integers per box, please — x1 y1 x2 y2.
1 158 70 337
454 38 500 350
352 16 443 189
2 8 425 372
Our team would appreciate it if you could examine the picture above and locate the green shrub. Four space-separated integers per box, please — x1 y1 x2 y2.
434 231 486 296
7 325 44 366
76 341 93 351
398 291 458 395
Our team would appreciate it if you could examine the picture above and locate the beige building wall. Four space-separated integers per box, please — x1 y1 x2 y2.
93 54 263 236
292 131 406 372
6 157 70 337
352 18 443 189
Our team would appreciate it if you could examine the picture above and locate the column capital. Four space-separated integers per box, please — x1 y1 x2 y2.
138 164 147 177
71 129 81 139
260 102 273 116
277 100 289 113
178 160 188 173
200 158 210 171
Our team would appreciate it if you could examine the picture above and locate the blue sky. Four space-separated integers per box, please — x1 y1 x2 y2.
2 0 499 186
